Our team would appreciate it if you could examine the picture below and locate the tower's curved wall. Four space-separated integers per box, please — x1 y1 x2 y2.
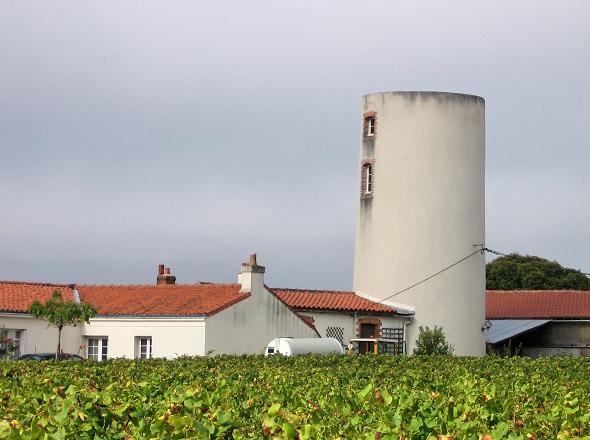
352 91 486 355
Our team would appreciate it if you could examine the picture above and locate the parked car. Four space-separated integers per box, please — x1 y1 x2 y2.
18 353 84 361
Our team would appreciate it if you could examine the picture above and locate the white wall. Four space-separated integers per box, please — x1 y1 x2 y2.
0 313 82 356
353 92 486 355
82 317 206 359
205 287 318 355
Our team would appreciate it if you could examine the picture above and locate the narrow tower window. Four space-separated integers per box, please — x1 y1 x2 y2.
361 161 374 197
366 117 376 136
363 112 377 137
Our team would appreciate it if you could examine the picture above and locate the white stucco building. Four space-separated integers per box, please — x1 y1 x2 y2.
1 254 417 359
353 91 487 355
275 288 413 354
0 256 318 359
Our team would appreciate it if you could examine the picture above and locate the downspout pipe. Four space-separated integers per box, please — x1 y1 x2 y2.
402 318 412 355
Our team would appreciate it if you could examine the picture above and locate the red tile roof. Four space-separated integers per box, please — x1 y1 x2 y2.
77 284 248 316
486 290 590 319
0 282 74 313
0 281 249 316
274 288 397 314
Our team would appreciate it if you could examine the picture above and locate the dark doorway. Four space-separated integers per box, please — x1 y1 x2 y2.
359 323 377 354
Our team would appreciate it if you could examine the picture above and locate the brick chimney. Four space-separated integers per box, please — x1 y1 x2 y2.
238 253 265 292
157 264 176 285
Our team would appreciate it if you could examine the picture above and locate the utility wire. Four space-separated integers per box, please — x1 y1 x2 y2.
483 247 508 257
377 246 587 305
377 247 484 304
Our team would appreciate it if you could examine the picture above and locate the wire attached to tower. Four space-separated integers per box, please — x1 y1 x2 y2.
376 246 508 305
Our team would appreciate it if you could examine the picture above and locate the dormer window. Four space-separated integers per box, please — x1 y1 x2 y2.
361 160 374 198
363 112 377 137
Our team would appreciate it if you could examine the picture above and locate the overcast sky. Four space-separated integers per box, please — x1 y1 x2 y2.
1 1 589 289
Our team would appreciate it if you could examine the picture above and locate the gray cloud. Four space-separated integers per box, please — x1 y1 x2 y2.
1 1 589 288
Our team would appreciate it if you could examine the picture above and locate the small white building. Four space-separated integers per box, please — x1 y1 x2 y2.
274 288 413 354
485 290 590 357
0 255 318 359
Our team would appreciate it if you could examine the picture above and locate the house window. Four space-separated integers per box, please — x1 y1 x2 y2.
12 330 23 358
87 337 108 361
326 326 344 344
0 329 23 359
361 162 374 197
136 337 153 359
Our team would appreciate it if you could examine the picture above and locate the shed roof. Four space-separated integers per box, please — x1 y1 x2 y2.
485 319 551 344
486 290 590 319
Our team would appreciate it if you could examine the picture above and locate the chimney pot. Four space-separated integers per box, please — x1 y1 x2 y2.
238 253 265 291
157 265 176 285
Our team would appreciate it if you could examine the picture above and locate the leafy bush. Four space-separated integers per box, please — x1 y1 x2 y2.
413 325 454 356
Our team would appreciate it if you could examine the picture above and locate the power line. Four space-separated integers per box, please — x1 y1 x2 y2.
377 247 484 304
482 247 508 257
377 247 587 305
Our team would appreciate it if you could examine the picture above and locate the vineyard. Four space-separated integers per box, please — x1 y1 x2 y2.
1 356 589 439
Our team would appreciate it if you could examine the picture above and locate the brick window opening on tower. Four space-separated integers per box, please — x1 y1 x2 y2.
363 112 377 137
361 161 374 198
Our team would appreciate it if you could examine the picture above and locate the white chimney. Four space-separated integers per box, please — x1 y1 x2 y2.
238 253 265 292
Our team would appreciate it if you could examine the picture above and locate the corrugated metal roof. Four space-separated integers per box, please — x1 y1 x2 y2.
486 319 551 344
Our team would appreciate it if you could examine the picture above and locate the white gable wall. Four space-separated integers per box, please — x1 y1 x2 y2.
205 288 318 355
82 317 206 359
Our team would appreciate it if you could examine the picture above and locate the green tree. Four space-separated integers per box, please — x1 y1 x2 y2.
486 253 590 290
28 290 97 359
413 326 454 356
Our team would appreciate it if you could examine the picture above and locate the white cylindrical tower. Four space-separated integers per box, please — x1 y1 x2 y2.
353 91 486 355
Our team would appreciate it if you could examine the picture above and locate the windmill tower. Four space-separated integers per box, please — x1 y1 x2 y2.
352 91 486 355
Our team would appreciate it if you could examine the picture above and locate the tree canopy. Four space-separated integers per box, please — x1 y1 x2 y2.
486 253 590 290
28 290 97 357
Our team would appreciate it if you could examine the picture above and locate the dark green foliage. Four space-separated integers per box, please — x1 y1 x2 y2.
28 291 97 358
413 326 454 356
1 356 589 439
486 253 590 290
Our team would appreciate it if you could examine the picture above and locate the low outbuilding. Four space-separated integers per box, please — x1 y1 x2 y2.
485 290 590 357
